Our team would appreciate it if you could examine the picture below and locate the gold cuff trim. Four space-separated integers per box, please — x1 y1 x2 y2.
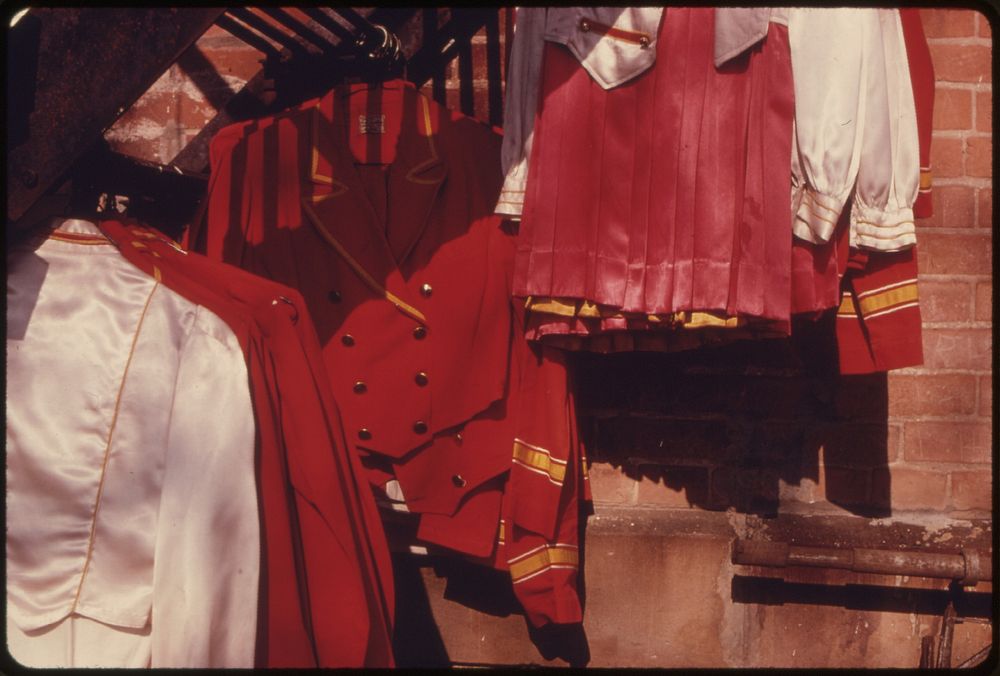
919 169 933 190
513 438 567 485
857 282 918 317
525 296 746 329
837 292 857 316
509 544 579 583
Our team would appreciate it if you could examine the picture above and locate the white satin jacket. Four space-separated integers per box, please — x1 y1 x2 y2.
6 218 259 667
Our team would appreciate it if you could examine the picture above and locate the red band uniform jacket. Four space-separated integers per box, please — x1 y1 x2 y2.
189 81 589 627
101 219 395 667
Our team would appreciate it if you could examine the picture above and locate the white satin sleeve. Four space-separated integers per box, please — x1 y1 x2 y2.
849 9 919 251
495 7 547 219
789 7 875 244
150 305 258 668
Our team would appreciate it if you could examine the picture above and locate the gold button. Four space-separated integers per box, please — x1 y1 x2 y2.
328 290 342 303
358 428 372 441
413 420 428 434
413 326 427 340
579 19 590 32
353 381 367 394
342 334 355 347
638 35 650 49
451 474 467 488
415 372 429 387
420 283 433 298
455 432 463 443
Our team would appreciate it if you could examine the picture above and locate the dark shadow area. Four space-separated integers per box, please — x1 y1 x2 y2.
527 622 590 668
573 311 892 518
390 553 451 668
732 575 992 619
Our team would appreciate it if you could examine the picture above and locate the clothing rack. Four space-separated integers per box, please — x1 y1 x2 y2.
7 7 507 226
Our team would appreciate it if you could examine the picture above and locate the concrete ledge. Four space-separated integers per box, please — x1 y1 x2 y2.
391 506 993 668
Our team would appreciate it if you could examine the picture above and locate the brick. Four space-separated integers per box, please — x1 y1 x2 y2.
821 422 896 469
887 423 903 463
595 416 734 465
869 465 892 510
916 233 992 275
951 470 992 511
975 90 993 133
932 87 973 130
745 421 810 462
635 465 709 508
979 375 993 417
588 462 638 505
920 9 976 38
916 280 974 323
966 136 992 178
921 328 991 370
919 184 975 228
977 10 993 38
976 187 992 228
778 476 820 505
928 44 991 84
873 466 949 511
821 466 872 508
633 372 816 422
116 91 176 128
175 93 217 129
887 373 977 417
708 467 780 512
184 44 262 83
929 135 963 178
903 420 991 463
975 281 992 322
833 374 889 422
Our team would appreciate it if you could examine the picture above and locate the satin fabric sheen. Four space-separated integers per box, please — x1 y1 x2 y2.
6 219 259 667
514 8 794 323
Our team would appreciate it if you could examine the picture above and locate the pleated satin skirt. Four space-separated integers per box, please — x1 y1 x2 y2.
514 8 801 348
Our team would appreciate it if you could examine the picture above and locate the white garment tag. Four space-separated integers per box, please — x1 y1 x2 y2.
358 114 386 135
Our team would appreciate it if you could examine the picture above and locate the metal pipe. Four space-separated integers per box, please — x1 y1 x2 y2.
732 539 990 584
215 15 281 59
228 8 310 58
260 8 335 54
335 7 379 41
299 8 355 44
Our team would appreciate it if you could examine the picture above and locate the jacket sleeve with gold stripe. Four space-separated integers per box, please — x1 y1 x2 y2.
833 9 931 374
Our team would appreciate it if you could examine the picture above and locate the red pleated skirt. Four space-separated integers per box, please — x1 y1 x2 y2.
515 8 797 333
